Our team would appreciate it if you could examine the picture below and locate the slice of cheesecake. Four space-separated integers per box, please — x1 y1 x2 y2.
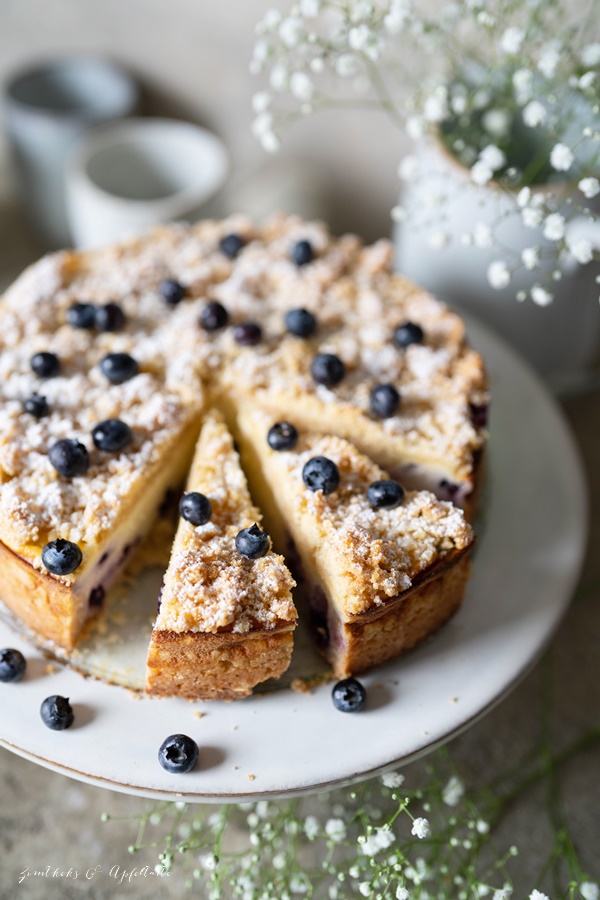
236 408 474 678
146 410 297 700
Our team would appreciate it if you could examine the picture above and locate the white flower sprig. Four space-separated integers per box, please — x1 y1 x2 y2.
251 0 600 305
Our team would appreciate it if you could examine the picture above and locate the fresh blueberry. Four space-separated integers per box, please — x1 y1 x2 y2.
40 695 74 730
199 300 229 331
42 539 83 575
100 353 139 384
179 492 213 526
285 307 317 338
235 523 271 559
370 383 401 419
469 401 489 429
267 421 298 451
49 439 89 478
158 733 199 773
67 302 96 329
394 321 424 348
95 302 126 332
219 233 245 259
23 394 49 418
367 479 405 510
92 419 133 453
233 322 262 347
31 352 60 379
302 456 340 494
0 648 26 683
311 353 346 387
290 239 314 266
332 677 366 712
160 279 186 306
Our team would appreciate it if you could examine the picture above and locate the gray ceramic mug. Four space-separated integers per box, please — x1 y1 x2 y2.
4 57 139 248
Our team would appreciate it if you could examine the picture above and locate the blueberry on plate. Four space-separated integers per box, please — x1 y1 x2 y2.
179 491 213 526
370 383 400 419
42 539 83 575
92 418 133 453
199 300 229 332
267 421 298 451
30 351 60 379
367 479 405 510
0 648 26 683
332 677 366 712
235 524 271 559
95 302 126 332
311 353 345 387
158 733 199 773
219 233 245 259
160 279 186 306
285 307 317 338
393 321 424 348
49 439 90 478
23 394 49 418
302 456 340 495
233 322 262 347
290 239 314 266
67 302 96 329
100 352 139 384
40 695 74 730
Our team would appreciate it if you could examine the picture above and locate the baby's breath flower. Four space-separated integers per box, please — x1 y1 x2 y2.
384 0 412 35
381 771 405 788
270 62 289 92
335 54 359 77
442 775 465 806
487 260 511 289
290 873 309 894
479 144 506 171
538 40 562 78
252 91 271 113
359 883 372 897
325 818 347 842
361 826 395 856
580 883 600 900
529 891 550 900
300 0 321 17
290 71 314 101
279 16 304 48
500 27 524 55
492 889 513 900
423 86 448 123
522 206 543 228
396 889 410 900
579 177 600 199
522 101 547 128
567 236 594 264
521 246 540 270
543 213 566 241
550 143 574 172
581 43 600 67
397 157 418 181
471 161 493 186
531 284 553 306
513 68 533 103
411 817 430 839
304 815 320 840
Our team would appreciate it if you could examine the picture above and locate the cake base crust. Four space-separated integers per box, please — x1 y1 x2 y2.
145 627 295 700
327 556 471 678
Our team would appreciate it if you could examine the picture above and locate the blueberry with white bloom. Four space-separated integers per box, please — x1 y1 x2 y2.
40 695 74 730
332 677 366 712
235 524 271 559
0 648 26 682
393 321 423 348
370 384 400 419
23 394 49 418
179 492 213 527
92 419 132 453
158 734 199 773
42 539 83 575
49 439 90 478
219 233 245 259
311 352 345 386
31 352 60 379
302 456 340 494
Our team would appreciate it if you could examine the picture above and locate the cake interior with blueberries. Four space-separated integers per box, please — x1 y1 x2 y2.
146 410 297 700
236 408 475 678
0 212 487 692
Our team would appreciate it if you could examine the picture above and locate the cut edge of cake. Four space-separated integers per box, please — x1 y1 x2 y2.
145 409 297 701
235 407 475 678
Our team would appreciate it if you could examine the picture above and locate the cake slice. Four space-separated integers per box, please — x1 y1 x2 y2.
236 408 474 678
145 410 297 700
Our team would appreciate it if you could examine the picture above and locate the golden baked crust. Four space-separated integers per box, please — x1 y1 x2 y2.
146 411 296 699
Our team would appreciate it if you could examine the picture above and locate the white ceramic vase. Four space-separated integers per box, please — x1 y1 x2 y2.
394 140 600 388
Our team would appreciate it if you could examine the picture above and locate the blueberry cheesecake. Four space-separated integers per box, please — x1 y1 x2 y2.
146 411 296 700
0 213 486 686
236 408 474 678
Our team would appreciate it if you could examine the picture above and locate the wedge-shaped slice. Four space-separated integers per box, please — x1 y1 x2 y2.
146 410 297 700
237 409 474 678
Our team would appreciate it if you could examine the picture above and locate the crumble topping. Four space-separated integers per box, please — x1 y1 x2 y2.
0 213 487 568
155 411 296 634
247 411 474 618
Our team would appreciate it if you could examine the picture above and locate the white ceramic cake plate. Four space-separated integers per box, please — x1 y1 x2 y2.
0 315 587 802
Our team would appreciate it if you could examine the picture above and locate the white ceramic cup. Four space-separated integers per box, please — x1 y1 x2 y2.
65 118 229 249
4 57 139 248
